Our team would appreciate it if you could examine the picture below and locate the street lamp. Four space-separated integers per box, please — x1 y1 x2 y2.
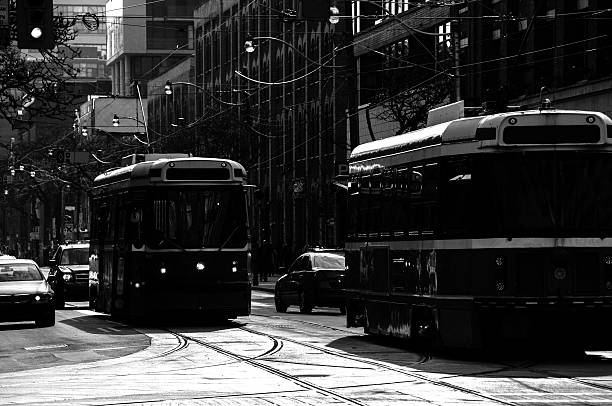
329 5 340 24
111 115 150 147
164 80 243 106
236 35 346 86
244 39 256 53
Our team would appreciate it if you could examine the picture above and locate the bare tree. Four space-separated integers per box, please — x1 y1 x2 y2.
373 75 451 135
0 8 79 128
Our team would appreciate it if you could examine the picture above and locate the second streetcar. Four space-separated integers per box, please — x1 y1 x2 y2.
89 156 252 320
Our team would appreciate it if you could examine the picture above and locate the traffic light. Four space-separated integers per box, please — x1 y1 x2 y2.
16 0 55 49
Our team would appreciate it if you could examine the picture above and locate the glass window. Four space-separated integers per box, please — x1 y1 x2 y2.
145 187 248 249
61 248 89 265
0 264 43 281
474 152 612 237
313 255 345 269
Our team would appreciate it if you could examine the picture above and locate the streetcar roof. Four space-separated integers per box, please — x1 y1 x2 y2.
92 157 247 188
349 109 612 163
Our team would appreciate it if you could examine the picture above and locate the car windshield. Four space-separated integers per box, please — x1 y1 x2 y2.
0 264 42 281
61 248 89 265
313 255 345 269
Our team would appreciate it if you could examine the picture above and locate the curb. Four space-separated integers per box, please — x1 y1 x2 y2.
252 285 275 293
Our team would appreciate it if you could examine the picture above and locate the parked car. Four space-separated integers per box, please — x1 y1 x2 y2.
0 259 55 327
47 242 90 309
274 251 346 314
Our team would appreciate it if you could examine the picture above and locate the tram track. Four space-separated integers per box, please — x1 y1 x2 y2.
252 311 612 399
166 329 370 406
238 323 518 406
161 318 517 406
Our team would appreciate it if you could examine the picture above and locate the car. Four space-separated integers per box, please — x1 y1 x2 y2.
0 259 55 327
47 242 90 309
274 251 346 314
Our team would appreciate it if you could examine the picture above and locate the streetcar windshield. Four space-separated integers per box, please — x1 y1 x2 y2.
144 187 248 249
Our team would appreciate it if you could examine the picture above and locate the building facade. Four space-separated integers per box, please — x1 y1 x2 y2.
143 0 612 267
456 0 612 116
191 0 353 259
106 0 195 97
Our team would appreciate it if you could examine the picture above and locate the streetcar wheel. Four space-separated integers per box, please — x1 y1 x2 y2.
299 292 313 314
274 290 288 313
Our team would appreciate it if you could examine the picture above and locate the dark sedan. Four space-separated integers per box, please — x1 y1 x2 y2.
274 251 346 314
0 259 55 327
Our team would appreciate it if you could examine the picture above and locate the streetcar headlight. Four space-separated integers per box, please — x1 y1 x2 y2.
508 117 517 125
586 115 596 124
553 267 567 280
160 266 167 274
35 295 41 301
196 262 205 271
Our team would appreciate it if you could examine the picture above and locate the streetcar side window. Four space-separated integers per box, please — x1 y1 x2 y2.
441 158 473 237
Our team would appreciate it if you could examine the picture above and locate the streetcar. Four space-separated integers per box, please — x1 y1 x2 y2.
89 155 252 320
344 103 612 350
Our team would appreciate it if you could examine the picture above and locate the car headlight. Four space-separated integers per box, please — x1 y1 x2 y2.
62 273 73 282
34 293 52 302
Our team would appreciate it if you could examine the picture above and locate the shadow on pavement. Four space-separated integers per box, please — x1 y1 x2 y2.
0 322 39 331
326 333 612 378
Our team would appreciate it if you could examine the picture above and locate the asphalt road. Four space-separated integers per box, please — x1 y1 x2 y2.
3 292 612 405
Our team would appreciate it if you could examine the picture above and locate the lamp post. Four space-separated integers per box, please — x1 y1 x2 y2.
112 114 150 147
130 80 151 150
164 80 245 156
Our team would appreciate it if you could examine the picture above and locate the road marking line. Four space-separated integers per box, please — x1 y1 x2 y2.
24 344 68 351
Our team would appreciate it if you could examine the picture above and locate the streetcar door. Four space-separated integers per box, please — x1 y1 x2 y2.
114 205 129 314
97 204 113 314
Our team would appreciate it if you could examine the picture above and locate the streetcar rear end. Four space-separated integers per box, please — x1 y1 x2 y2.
344 107 612 350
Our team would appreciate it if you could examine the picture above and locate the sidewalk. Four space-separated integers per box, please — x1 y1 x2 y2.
251 274 280 293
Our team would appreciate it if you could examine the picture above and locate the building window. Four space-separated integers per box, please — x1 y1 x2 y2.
577 0 588 9
460 37 469 48
437 22 451 49
492 28 501 40
518 18 528 31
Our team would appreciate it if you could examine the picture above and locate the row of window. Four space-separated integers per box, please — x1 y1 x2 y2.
348 152 612 240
